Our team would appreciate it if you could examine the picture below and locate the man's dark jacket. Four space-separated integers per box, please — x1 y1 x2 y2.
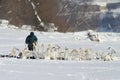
25 32 38 51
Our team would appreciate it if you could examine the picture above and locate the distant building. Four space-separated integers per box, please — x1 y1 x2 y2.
92 0 120 32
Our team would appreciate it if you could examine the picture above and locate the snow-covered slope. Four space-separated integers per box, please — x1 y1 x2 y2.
0 24 120 80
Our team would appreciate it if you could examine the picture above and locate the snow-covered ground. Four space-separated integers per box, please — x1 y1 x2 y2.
0 23 120 80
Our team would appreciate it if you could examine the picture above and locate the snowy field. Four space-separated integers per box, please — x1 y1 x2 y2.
0 24 120 80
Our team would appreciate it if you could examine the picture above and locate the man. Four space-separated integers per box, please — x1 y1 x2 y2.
25 32 38 51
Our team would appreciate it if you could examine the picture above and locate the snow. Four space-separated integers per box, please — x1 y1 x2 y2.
1 59 120 80
0 23 120 80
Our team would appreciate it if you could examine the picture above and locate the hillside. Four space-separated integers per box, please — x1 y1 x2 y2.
0 0 120 32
